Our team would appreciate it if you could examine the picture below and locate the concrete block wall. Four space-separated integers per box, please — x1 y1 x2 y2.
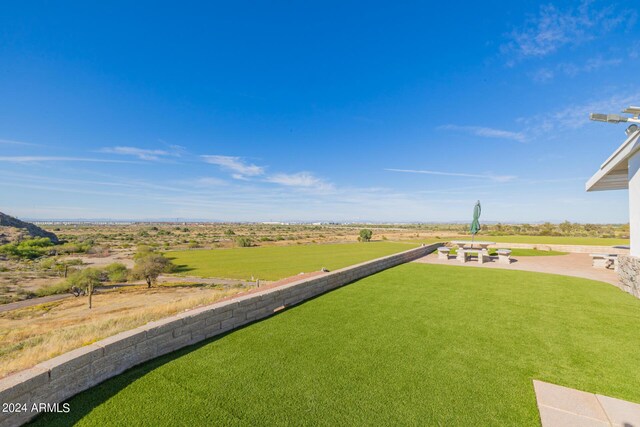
0 243 439 427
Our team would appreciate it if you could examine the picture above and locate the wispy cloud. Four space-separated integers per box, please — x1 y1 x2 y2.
532 68 555 83
0 138 39 146
502 1 636 62
265 172 333 190
191 177 228 187
559 56 623 76
385 168 517 183
518 90 640 135
0 156 139 163
201 155 265 179
532 56 623 83
439 124 526 143
100 145 183 161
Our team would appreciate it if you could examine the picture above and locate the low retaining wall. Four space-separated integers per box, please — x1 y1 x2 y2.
616 255 640 299
484 242 629 255
0 243 439 427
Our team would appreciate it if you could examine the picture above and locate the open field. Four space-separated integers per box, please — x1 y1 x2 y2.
34 263 640 426
166 241 416 280
0 284 248 378
1 222 629 304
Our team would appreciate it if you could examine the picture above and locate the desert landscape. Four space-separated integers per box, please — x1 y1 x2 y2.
3 2 640 425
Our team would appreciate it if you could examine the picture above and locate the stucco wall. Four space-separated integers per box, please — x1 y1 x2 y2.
0 243 439 427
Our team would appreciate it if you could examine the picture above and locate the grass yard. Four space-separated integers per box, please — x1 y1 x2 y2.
34 263 640 426
166 241 416 280
407 235 629 246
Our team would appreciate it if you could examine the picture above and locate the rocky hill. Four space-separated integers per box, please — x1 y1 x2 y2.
0 212 59 245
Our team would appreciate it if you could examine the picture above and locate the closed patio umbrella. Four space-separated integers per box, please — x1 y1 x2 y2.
470 200 481 247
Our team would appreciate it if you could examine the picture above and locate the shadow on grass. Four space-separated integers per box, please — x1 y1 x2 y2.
170 263 194 273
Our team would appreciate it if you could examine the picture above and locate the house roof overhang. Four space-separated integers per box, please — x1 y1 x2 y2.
586 129 640 192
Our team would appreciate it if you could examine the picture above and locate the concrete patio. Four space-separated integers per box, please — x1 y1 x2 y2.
534 380 640 427
414 251 619 286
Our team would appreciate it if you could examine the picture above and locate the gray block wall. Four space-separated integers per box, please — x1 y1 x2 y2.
0 243 439 427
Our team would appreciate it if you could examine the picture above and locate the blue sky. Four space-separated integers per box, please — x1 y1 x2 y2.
1 1 639 222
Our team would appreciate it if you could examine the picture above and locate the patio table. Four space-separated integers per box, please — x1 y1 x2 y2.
450 240 495 250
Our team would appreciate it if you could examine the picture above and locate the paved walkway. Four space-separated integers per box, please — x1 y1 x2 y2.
534 380 640 426
413 252 619 286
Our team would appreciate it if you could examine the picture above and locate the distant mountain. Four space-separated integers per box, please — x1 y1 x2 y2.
0 212 59 245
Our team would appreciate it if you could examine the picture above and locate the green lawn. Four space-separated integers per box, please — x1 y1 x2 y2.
34 264 640 426
408 235 629 246
166 242 416 280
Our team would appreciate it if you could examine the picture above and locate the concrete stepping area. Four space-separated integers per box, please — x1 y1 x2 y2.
414 252 619 286
534 380 640 426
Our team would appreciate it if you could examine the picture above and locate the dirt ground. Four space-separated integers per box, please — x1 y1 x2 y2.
0 269 331 378
0 283 249 378
64 252 135 268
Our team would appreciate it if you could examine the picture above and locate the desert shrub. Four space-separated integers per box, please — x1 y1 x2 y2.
15 286 36 299
235 237 253 247
133 245 154 261
105 263 128 282
55 240 93 255
86 245 109 256
0 238 53 259
358 229 373 242
35 281 72 297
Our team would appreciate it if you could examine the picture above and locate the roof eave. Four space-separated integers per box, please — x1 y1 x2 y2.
585 130 640 192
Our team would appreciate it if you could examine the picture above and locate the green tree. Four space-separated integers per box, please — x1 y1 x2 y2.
133 254 174 288
359 229 373 242
66 268 102 309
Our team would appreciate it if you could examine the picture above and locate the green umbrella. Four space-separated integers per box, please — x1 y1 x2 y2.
470 200 481 245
